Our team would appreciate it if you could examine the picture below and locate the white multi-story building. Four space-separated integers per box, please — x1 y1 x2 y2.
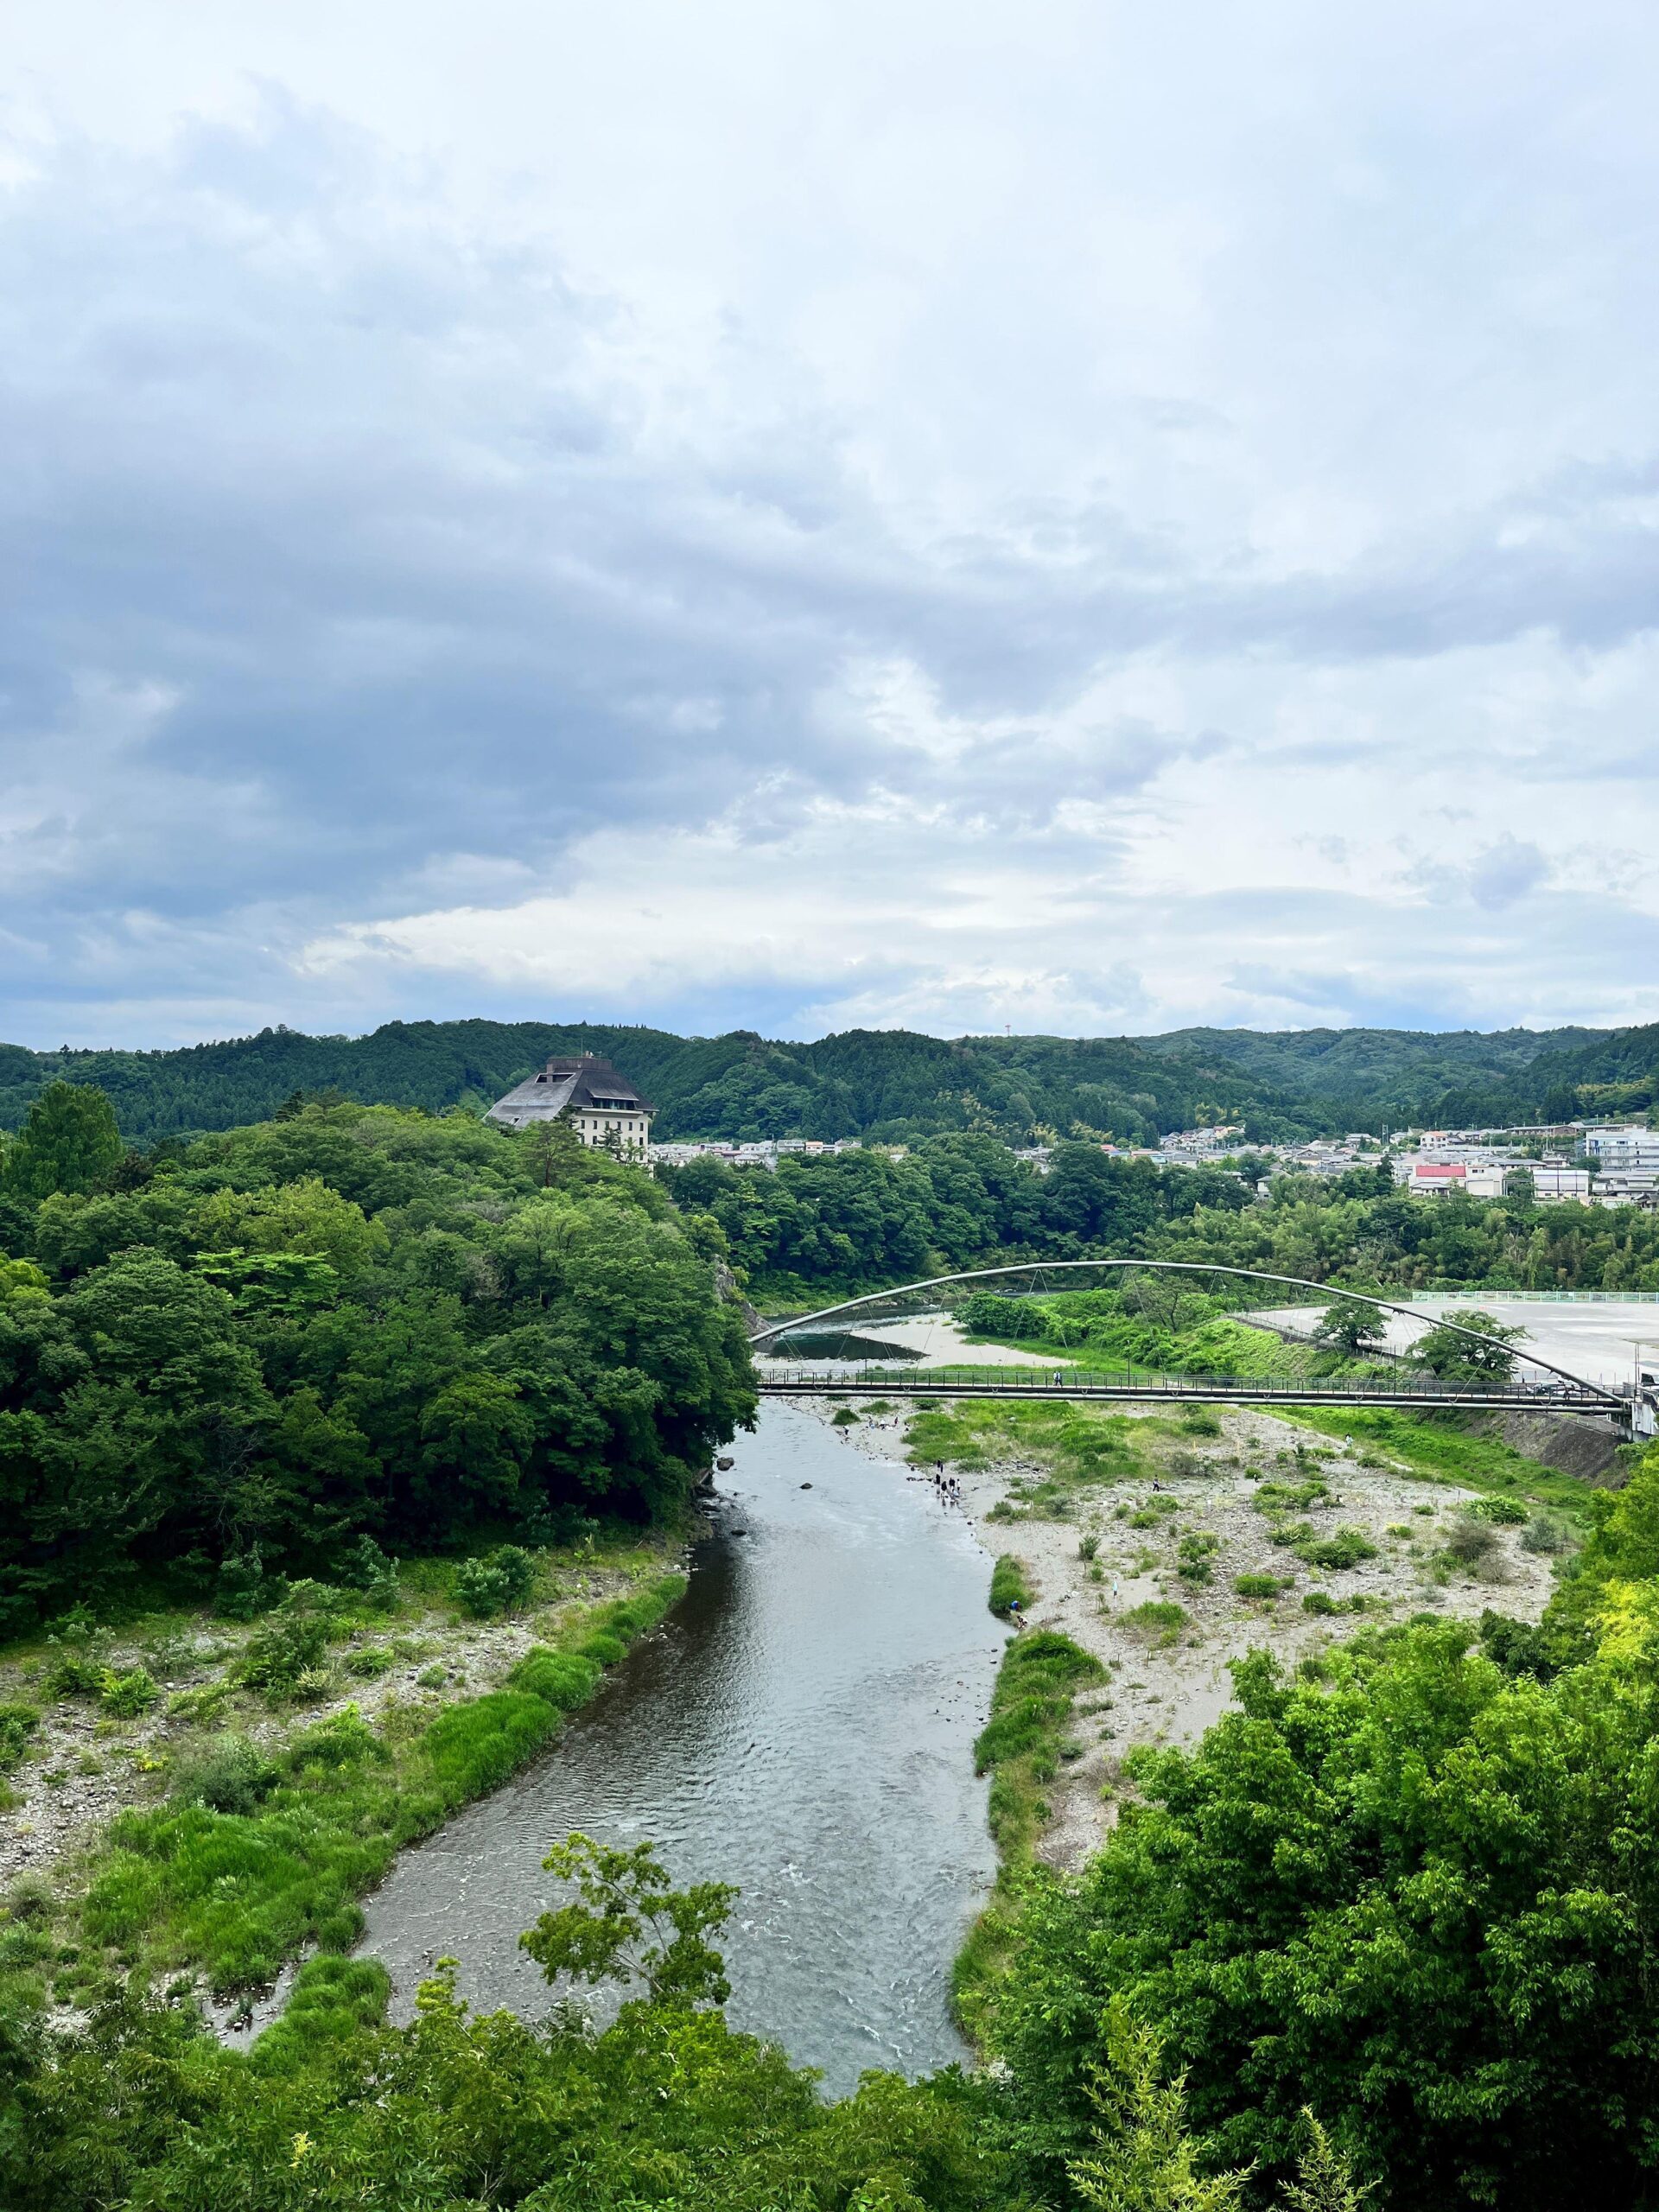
486 1053 654 1157
1585 1126 1659 1171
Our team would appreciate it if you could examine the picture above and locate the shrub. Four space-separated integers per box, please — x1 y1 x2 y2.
99 1668 159 1718
1301 1590 1340 1616
1177 1533 1220 1584
287 1708 389 1776
830 1408 859 1426
1255 1479 1330 1514
1466 1496 1529 1526
344 1645 392 1677
238 1580 346 1694
1445 1513 1499 1566
1121 1600 1188 1649
175 1735 279 1815
989 1554 1033 1618
0 1703 41 1773
1522 1513 1572 1555
1269 1519 1316 1549
1234 1573 1286 1601
214 1550 276 1622
1179 1406 1222 1436
453 1545 537 1619
1077 1534 1100 1561
1128 1495 1182 1528
1295 1528 1379 1572
1166 1450 1207 1480
337 1535 402 1613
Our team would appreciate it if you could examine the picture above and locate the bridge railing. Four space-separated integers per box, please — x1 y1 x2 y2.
756 1363 1616 1408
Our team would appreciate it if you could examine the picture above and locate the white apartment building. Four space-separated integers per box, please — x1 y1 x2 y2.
1585 1126 1659 1171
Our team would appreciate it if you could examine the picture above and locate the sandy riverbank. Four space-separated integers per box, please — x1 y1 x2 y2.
812 1397 1556 1872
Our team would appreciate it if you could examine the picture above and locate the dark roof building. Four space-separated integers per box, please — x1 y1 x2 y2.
486 1054 655 1155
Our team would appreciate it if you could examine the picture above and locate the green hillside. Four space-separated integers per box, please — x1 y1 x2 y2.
0 1014 1653 1146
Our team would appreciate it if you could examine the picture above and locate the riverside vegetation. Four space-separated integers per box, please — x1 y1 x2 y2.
6 1081 1659 2203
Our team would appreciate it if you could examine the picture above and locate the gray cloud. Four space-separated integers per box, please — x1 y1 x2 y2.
3 13 1659 1044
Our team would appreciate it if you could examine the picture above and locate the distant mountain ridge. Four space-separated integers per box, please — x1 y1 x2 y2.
3 1015 1656 1147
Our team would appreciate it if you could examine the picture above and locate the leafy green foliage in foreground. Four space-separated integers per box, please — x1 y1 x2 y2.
985 1574 1659 2209
1 1827 1373 2212
0 1091 753 1630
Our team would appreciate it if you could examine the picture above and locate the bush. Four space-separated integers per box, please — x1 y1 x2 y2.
1077 1534 1100 1561
453 1546 537 1619
830 1408 859 1426
1121 1600 1188 1648
287 1708 389 1776
1177 1533 1220 1584
238 1580 346 1694
337 1535 401 1613
1445 1513 1499 1566
1295 1528 1379 1572
1301 1590 1340 1616
1522 1513 1572 1555
1179 1406 1222 1436
1466 1496 1529 1526
989 1554 1033 1618
214 1551 276 1622
99 1668 159 1718
175 1735 280 1815
0 1703 41 1773
1234 1573 1287 1600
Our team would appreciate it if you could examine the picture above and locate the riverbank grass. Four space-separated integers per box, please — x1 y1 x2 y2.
21 1566 687 2005
953 1618 1103 2040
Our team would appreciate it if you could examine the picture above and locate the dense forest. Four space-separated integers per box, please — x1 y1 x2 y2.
0 1082 753 1633
5 1014 1659 1147
661 1135 1659 1303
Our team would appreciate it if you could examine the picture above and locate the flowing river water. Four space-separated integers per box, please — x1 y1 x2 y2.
358 1401 1005 2093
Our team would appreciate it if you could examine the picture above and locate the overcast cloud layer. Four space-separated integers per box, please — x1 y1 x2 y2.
4 1 1659 1048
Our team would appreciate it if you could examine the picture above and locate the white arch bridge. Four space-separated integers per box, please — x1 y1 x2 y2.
748 1261 1630 1420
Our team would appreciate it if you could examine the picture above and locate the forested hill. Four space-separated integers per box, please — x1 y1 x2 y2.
3 1015 1656 1146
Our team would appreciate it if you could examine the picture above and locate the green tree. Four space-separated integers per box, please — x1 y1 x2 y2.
987 1624 1659 2209
1309 1297 1389 1360
2 1082 123 1200
1413 1308 1528 1382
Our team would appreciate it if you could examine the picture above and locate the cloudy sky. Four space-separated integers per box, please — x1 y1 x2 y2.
4 2 1659 1049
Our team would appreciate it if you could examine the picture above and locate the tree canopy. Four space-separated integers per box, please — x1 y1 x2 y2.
0 1095 753 1631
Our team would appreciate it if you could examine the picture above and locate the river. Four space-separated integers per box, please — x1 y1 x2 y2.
358 1401 1005 2093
